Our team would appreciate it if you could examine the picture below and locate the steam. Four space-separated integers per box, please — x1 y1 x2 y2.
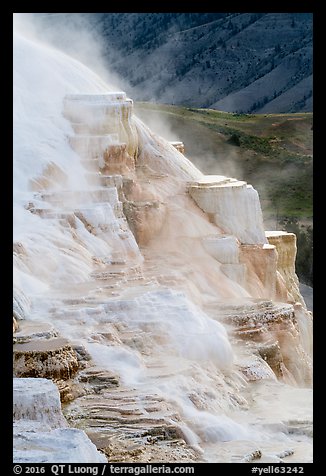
13 13 132 96
13 13 248 187
134 104 246 181
13 14 313 463
13 18 131 290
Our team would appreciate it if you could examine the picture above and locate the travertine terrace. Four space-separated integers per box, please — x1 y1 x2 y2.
13 32 313 463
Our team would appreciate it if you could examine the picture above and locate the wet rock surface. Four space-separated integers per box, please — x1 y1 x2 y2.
13 378 107 462
13 378 67 427
257 342 284 378
64 387 200 462
212 299 312 385
13 316 19 333
13 320 59 343
14 426 107 463
78 367 120 392
266 231 304 306
13 75 312 462
13 337 79 380
123 200 166 245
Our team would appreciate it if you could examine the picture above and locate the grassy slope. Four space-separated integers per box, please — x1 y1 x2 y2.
135 102 313 227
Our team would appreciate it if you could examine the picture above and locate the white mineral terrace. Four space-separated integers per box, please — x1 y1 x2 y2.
266 230 292 237
265 230 303 305
170 141 185 154
13 378 107 463
188 176 267 244
68 135 121 159
63 93 133 119
65 92 128 102
13 29 313 464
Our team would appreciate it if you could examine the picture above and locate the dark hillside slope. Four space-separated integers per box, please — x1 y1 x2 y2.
33 12 313 113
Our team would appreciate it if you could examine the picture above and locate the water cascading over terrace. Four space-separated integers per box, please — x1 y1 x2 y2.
13 30 313 464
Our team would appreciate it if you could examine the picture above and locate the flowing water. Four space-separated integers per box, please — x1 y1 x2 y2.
13 25 312 463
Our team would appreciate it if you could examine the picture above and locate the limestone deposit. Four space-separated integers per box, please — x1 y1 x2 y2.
13 378 107 463
13 27 313 464
266 231 304 305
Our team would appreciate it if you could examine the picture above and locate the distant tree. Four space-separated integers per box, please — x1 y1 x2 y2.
275 43 281 54
227 133 241 146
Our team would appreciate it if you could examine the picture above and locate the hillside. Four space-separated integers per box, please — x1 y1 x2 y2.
30 13 312 114
135 102 313 284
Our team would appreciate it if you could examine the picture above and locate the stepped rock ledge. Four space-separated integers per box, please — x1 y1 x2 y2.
13 31 312 463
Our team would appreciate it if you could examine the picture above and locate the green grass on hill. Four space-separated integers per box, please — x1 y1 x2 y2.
135 102 313 222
